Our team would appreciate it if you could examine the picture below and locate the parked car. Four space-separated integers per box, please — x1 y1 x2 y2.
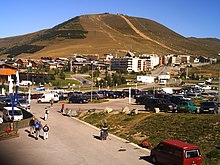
3 106 23 122
199 101 218 114
0 97 12 109
17 98 30 109
83 91 104 100
144 98 178 112
122 88 140 97
114 91 126 98
19 80 32 86
135 95 154 105
169 95 186 105
31 93 43 99
96 90 108 99
69 95 89 104
177 101 197 113
37 93 59 103
106 91 118 99
151 140 202 165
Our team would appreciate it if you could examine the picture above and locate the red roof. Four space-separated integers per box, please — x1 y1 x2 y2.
162 140 199 150
0 69 16 76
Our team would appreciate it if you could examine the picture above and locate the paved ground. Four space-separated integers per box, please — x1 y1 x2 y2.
0 99 153 165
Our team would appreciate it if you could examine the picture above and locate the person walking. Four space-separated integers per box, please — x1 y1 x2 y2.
0 115 3 124
50 99 54 108
29 117 35 135
43 124 49 140
34 121 41 140
44 108 49 121
100 122 108 140
61 103 64 113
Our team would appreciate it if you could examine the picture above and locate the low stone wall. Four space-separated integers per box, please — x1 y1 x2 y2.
0 109 33 132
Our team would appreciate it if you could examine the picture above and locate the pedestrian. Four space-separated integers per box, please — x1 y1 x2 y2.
100 122 108 140
0 115 3 124
50 99 54 108
44 108 49 121
43 124 49 140
34 121 41 140
61 103 64 113
29 117 35 135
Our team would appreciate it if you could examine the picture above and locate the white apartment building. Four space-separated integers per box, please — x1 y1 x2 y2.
139 54 160 70
110 53 160 73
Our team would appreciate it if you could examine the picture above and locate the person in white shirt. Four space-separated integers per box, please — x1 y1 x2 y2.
0 115 3 124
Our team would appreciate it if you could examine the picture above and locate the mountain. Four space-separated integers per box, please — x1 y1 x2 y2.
0 13 219 59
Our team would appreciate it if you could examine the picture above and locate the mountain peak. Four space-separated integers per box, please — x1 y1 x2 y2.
0 13 219 58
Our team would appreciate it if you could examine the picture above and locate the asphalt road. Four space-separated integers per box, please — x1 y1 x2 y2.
0 99 153 165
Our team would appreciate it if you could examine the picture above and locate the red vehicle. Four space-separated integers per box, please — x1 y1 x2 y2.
151 140 202 165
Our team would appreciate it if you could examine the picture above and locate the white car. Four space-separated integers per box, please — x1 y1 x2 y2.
19 80 32 86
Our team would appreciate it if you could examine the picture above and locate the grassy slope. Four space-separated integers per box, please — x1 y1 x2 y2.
79 112 220 164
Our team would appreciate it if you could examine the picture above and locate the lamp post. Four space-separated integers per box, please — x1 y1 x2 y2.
218 69 220 105
91 61 93 102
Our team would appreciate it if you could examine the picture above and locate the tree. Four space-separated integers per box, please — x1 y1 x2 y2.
80 65 89 73
59 70 65 80
191 73 195 80
112 73 121 86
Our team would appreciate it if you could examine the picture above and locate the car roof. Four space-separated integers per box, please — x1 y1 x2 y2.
4 107 22 111
162 140 199 150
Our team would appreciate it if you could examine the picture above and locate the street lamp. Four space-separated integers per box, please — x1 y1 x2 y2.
91 61 94 102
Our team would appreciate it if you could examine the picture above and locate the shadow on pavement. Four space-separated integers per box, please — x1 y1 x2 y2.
93 135 102 140
139 156 155 164
25 129 35 139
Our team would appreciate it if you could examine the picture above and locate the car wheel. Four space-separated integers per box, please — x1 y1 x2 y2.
38 100 41 103
151 155 157 164
145 107 150 111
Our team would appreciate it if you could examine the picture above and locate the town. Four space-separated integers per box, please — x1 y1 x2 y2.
0 50 219 165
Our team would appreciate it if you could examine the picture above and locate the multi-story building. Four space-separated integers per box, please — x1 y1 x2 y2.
110 52 160 73
138 54 160 71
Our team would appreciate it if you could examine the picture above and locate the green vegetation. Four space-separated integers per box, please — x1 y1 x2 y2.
189 63 220 80
6 45 45 57
49 71 80 87
78 112 220 165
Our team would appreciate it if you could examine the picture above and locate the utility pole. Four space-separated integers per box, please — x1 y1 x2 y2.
91 61 94 102
218 69 220 105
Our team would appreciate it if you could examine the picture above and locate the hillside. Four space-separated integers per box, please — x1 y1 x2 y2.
0 13 219 59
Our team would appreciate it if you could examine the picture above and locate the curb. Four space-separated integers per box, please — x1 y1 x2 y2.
73 117 151 153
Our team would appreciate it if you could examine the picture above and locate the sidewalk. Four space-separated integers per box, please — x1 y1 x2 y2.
0 101 152 165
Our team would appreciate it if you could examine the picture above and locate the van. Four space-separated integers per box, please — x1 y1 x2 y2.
3 107 23 122
37 93 59 103
151 140 202 165
19 80 32 86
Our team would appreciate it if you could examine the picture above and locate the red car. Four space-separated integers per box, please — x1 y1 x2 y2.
151 140 202 165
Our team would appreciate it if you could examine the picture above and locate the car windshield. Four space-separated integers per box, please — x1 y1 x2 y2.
161 99 171 103
189 102 195 106
185 150 200 158
9 110 23 115
18 99 27 104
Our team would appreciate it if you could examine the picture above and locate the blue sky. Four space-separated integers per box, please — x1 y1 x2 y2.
0 0 220 39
